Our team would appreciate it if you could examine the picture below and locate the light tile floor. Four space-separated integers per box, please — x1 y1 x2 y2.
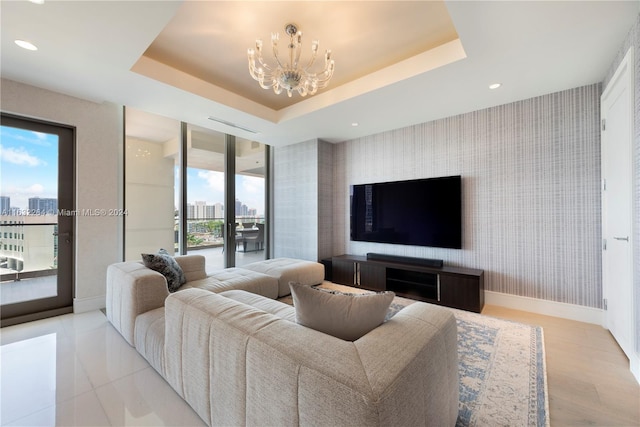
4 303 638 426
0 310 205 427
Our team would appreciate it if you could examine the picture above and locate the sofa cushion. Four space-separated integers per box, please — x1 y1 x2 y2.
134 307 166 375
209 268 279 299
289 282 395 341
241 258 325 297
174 254 207 282
220 290 296 322
184 268 279 299
141 253 186 292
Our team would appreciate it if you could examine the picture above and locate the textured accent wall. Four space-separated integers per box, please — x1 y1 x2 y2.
603 13 640 355
317 140 335 260
334 84 602 308
273 139 334 261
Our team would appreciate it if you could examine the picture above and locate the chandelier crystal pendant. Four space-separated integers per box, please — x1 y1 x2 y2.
247 23 335 98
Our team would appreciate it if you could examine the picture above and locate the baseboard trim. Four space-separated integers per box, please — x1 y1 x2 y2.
631 353 640 385
73 294 106 313
484 290 603 325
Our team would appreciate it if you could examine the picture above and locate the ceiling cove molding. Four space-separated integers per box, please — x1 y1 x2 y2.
131 38 466 126
130 56 279 123
277 38 467 124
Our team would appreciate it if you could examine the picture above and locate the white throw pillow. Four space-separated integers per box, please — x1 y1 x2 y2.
289 282 395 341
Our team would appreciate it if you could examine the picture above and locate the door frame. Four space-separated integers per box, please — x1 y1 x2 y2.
0 112 75 326
601 46 638 381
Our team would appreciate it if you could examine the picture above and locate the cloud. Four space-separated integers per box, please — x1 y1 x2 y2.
0 128 53 147
27 184 44 193
2 183 47 210
0 144 45 166
241 176 264 194
197 170 224 192
32 132 49 142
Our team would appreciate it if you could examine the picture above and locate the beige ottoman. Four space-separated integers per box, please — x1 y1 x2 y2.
185 267 279 299
240 258 325 297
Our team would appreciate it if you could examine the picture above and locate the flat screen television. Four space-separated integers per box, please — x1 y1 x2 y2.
350 175 462 249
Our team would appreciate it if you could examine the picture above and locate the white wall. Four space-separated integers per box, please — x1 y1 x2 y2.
1 78 123 312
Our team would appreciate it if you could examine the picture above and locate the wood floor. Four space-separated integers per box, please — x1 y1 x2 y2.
482 305 640 426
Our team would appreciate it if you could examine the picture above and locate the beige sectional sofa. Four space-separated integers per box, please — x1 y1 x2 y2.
106 255 460 426
106 255 323 346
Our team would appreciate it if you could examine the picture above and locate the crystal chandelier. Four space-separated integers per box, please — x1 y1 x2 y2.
247 23 335 98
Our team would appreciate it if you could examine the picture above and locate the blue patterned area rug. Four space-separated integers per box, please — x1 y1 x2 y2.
315 284 549 427
452 308 549 427
387 297 549 427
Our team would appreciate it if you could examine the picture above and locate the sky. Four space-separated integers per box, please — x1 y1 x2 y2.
0 125 58 210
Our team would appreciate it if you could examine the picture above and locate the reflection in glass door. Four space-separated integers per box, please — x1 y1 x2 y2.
1 114 74 326
124 108 179 261
234 138 266 267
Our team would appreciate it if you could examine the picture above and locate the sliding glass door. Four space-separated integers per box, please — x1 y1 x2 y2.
1 113 74 326
124 108 269 269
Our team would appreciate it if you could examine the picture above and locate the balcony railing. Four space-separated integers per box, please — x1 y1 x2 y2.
180 217 265 249
0 223 58 280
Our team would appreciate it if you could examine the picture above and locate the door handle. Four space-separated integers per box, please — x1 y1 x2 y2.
53 231 71 243
613 236 629 242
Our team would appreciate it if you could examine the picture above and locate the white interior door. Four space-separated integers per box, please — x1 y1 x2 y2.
601 47 635 362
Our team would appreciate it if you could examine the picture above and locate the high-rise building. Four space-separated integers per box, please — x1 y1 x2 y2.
194 201 207 219
187 201 223 220
0 196 10 214
214 203 224 220
28 197 57 214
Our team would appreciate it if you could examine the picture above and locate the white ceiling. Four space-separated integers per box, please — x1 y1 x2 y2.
138 1 460 111
1 1 638 147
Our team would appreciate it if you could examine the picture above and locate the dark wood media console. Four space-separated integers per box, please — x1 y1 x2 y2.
330 254 484 313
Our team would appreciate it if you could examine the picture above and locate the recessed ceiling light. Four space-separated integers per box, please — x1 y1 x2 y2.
489 83 502 90
15 40 38 51
29 0 45 4
351 122 359 127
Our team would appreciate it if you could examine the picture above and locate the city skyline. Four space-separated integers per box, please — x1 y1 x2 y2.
175 168 265 217
184 198 258 220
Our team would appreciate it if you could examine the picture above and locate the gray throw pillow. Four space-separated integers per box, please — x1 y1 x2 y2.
141 252 186 293
289 282 394 341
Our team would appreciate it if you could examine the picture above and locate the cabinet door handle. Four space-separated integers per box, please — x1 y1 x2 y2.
353 263 357 285
613 236 629 242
